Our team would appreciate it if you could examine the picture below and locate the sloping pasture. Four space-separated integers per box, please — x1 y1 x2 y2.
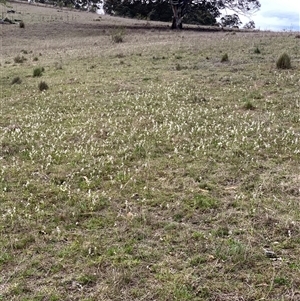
1 1 300 300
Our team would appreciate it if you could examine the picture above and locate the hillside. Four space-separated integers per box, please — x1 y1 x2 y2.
1 1 300 300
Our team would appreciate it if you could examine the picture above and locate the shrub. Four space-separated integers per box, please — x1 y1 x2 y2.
38 81 49 91
11 77 22 85
19 21 25 28
33 67 45 77
276 53 291 69
221 53 229 62
33 57 39 61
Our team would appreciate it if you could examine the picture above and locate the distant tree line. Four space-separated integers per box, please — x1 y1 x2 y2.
32 0 258 28
103 0 221 26
103 0 259 28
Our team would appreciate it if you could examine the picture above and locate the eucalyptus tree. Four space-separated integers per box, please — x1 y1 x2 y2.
170 0 260 29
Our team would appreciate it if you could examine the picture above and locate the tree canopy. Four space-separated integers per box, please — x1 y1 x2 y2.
103 0 261 27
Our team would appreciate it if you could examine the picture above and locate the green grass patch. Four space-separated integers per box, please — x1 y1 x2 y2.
186 194 219 210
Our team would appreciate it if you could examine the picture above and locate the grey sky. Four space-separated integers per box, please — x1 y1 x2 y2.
240 0 300 31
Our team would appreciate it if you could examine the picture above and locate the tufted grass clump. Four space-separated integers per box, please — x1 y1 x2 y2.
276 53 291 69
254 46 261 54
14 55 26 63
33 67 45 77
111 28 125 43
175 63 182 71
54 62 63 70
11 76 22 85
243 100 256 110
38 81 49 91
221 53 229 62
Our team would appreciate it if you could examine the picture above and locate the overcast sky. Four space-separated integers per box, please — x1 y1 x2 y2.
236 0 300 31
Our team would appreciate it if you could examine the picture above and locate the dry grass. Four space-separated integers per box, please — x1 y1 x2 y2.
1 1 300 300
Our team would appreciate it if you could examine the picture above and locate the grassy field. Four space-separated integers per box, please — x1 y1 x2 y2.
1 1 300 300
